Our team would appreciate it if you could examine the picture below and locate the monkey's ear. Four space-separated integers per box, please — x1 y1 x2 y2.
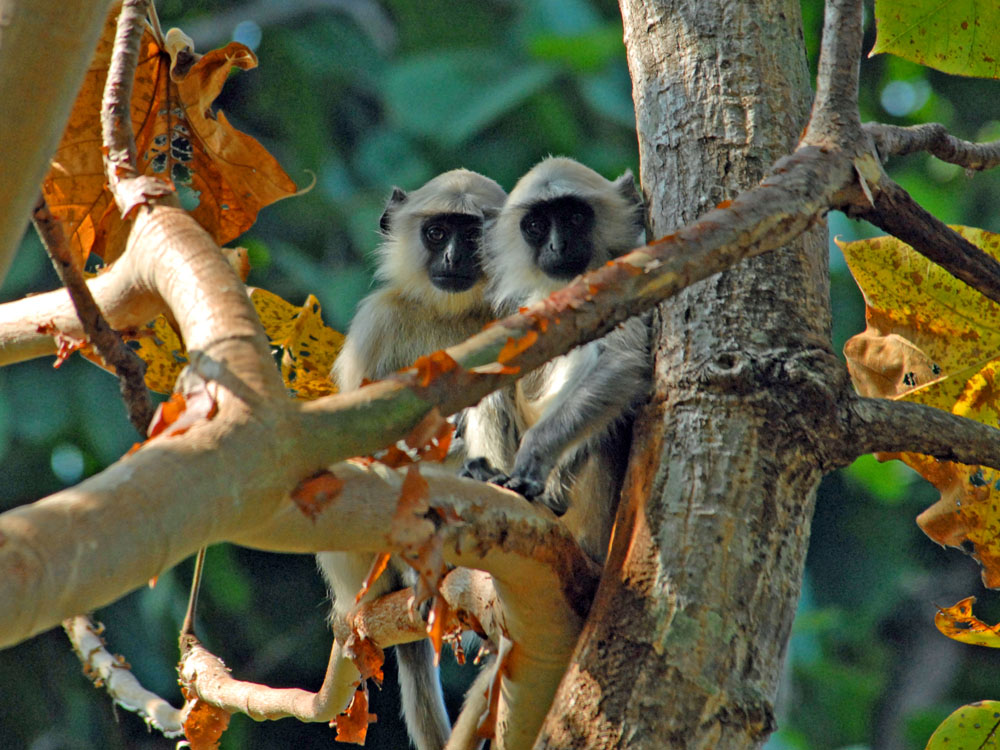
481 205 501 229
380 187 408 233
614 171 641 205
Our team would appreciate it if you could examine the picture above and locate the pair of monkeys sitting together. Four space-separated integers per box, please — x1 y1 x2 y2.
318 157 651 749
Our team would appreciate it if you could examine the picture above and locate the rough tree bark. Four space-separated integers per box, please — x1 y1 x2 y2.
538 2 830 748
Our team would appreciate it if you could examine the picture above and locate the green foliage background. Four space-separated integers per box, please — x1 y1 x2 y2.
3 1 1000 748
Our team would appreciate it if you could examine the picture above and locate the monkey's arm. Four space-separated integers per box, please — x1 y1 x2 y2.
506 317 650 510
458 386 521 478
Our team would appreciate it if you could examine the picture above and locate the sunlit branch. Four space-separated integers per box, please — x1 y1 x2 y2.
865 123 1000 170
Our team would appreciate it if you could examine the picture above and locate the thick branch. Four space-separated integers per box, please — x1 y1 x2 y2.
0 0 108 281
865 122 1000 170
803 0 864 147
844 396 1000 468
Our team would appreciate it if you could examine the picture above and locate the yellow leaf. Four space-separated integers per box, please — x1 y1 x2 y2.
934 597 1000 647
249 289 344 399
840 227 1000 587
132 316 187 394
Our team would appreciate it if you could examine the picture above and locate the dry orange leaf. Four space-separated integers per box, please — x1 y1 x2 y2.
497 330 539 364
41 7 297 265
343 634 385 686
934 596 1000 647
390 466 431 538
181 687 231 750
355 552 392 604
290 470 344 521
334 685 377 745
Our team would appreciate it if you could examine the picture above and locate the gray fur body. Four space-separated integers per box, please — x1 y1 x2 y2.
467 157 651 563
318 169 506 750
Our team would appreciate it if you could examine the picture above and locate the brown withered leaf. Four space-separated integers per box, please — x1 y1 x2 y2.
404 408 453 463
41 7 297 265
934 597 1000 648
343 634 385 686
181 687 231 750
334 684 377 745
290 470 344 521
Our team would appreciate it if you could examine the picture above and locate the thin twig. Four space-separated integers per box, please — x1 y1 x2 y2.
865 122 1000 171
64 615 183 736
102 0 149 193
31 194 153 433
180 547 206 637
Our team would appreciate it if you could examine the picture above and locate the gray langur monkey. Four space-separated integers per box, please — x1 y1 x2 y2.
461 156 650 564
318 169 507 750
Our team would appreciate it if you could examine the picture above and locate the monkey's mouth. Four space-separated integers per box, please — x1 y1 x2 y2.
430 274 479 292
538 253 591 280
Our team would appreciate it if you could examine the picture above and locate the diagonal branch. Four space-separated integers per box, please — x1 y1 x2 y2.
865 122 1000 170
32 194 153 433
849 178 1000 306
844 395 1000 469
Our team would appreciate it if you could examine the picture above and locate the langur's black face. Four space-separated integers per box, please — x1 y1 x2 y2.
519 196 596 280
421 213 484 292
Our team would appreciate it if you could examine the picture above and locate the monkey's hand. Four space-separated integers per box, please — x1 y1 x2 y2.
459 457 509 484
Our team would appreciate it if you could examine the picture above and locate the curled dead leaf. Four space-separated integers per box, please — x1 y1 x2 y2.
343 633 385 686
355 552 392 604
935 596 1000 647
334 685 378 745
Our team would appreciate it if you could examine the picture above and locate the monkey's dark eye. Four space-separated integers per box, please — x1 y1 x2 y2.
521 215 549 241
424 224 448 244
569 212 586 227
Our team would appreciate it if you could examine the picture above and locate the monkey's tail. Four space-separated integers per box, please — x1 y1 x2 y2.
397 638 451 750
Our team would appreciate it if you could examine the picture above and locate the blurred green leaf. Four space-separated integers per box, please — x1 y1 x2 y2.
203 546 253 612
384 51 558 146
522 0 601 35
844 454 916 505
528 25 624 72
353 129 432 188
579 67 635 127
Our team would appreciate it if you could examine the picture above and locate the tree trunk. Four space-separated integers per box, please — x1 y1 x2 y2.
537 1 832 747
